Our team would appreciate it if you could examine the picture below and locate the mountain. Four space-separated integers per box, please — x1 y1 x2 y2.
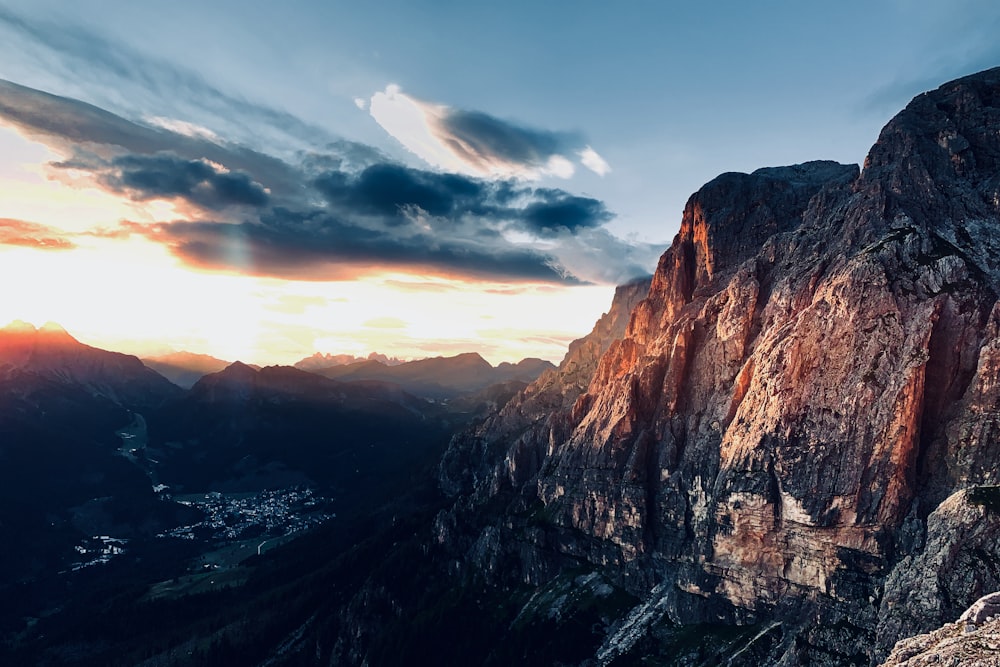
440 275 652 496
335 66 1000 665
0 323 192 597
142 350 236 389
147 362 455 494
307 351 556 399
294 351 404 372
0 320 180 407
0 352 475 659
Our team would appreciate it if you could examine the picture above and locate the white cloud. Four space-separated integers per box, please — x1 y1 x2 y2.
369 84 469 173
544 155 576 179
144 115 220 143
579 146 611 176
353 97 368 110
368 84 605 182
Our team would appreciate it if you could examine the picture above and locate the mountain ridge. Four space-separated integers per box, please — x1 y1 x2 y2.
0 320 180 408
306 351 556 399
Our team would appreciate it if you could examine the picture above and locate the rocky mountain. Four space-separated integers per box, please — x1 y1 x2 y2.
440 275 652 497
416 66 1000 665
307 351 556 399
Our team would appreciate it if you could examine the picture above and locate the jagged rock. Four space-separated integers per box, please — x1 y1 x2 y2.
961 592 1000 626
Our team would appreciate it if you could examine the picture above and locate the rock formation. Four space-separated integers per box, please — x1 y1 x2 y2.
433 66 1000 664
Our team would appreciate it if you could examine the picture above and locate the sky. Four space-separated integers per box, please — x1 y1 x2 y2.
0 1 998 366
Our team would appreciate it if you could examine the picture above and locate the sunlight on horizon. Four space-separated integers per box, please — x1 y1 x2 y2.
0 124 619 366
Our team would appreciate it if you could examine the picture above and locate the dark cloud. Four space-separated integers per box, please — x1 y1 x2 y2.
134 209 579 284
0 218 76 250
314 164 612 235
433 109 578 172
316 163 484 220
519 190 612 236
98 153 269 210
0 78 304 198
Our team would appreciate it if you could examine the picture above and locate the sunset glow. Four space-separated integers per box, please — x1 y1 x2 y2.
0 118 619 365
0 1 988 367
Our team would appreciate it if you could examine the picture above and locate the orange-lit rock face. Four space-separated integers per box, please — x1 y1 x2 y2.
438 67 1000 662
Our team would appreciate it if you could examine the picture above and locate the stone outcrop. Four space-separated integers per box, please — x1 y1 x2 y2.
435 66 1000 664
880 592 1000 666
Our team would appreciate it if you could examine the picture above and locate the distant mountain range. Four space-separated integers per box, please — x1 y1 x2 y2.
301 352 555 399
143 347 555 398
294 350 405 372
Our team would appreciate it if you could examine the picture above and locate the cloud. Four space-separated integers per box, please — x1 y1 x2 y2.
312 163 614 238
93 153 270 210
0 6 334 156
0 78 305 199
314 163 489 221
432 107 574 176
0 218 76 250
579 146 611 176
518 189 613 236
0 79 653 285
129 210 582 284
369 84 611 179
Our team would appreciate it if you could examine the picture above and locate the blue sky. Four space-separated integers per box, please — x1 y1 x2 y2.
0 1 998 364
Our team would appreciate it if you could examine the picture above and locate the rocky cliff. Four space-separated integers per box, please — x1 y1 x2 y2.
433 66 1000 665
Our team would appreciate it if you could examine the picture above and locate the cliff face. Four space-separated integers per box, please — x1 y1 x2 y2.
437 67 1000 664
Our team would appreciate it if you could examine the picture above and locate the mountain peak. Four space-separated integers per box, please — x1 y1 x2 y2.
223 360 258 375
2 319 37 333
